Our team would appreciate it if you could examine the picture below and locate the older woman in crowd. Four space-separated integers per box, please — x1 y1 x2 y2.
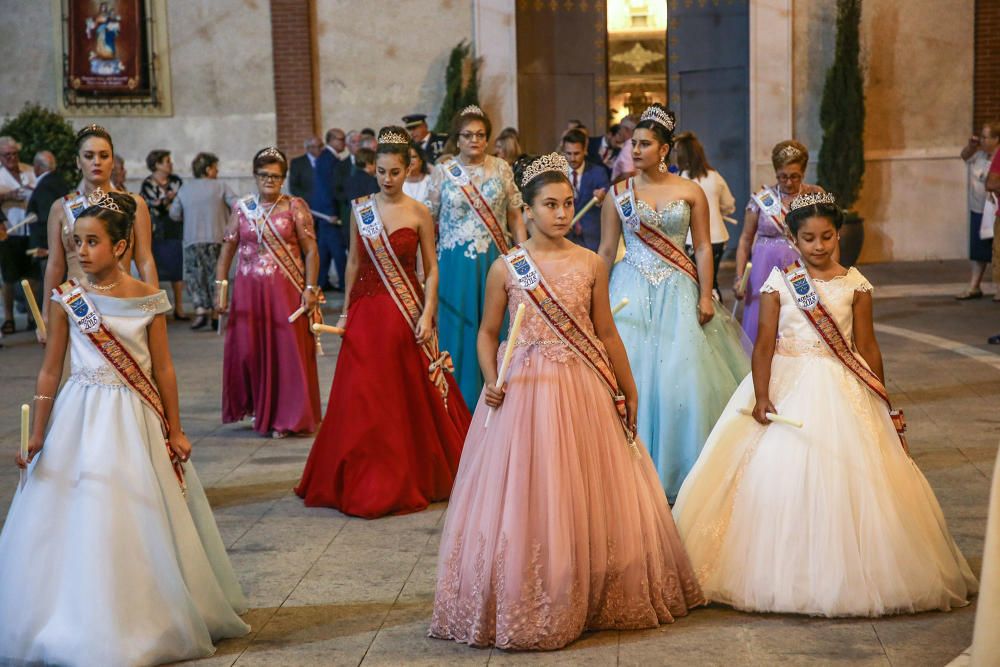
425 106 526 408
141 149 187 319
958 120 999 300
170 152 237 330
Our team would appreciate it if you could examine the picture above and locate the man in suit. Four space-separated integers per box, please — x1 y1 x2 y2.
338 148 379 228
324 127 349 163
562 129 609 252
26 151 70 293
403 114 447 165
289 136 344 290
588 123 621 174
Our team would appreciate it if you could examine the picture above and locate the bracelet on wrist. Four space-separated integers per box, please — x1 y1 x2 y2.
33 394 54 402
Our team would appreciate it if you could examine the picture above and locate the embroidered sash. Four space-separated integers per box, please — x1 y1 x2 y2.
441 158 509 254
353 195 454 405
781 261 908 451
503 245 635 446
750 185 795 244
238 195 325 353
55 280 187 489
612 178 698 284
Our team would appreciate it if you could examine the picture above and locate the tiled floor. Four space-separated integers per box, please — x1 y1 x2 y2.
0 260 997 666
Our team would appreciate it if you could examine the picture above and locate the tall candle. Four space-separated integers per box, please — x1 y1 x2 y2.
20 280 45 339
20 403 29 460
485 303 526 429
612 297 629 315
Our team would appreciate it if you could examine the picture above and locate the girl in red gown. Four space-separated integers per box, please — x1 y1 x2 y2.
295 127 471 518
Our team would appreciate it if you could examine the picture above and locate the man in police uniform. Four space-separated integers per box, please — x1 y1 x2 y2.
402 114 447 165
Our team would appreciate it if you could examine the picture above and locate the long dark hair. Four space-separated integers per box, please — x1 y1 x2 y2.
673 131 712 180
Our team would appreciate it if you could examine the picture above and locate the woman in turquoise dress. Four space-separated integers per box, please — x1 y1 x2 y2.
426 106 526 407
598 104 750 501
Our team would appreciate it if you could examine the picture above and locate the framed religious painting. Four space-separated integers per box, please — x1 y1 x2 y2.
53 0 173 115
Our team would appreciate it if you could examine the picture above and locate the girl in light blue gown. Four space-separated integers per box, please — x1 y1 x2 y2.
425 106 526 408
598 105 750 501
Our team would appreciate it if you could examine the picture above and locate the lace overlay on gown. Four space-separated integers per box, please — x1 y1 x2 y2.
503 261 598 364
622 199 691 285
427 155 522 259
430 250 704 650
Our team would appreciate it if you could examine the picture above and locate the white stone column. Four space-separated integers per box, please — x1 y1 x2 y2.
473 0 518 133
748 0 793 190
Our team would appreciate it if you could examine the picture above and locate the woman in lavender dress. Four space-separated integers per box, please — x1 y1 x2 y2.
732 140 823 343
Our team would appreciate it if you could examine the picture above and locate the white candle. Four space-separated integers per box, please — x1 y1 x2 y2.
612 297 629 315
288 306 306 323
485 303 526 429
737 261 752 294
312 322 345 336
738 407 803 428
20 280 45 339
20 403 29 460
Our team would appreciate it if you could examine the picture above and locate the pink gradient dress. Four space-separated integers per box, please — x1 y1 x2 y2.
429 250 704 651
221 196 321 436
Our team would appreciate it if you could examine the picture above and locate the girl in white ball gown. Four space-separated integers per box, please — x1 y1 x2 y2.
673 192 977 617
0 190 249 666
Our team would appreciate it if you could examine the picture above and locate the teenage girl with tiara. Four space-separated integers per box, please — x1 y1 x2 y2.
430 153 703 651
0 190 249 665
673 192 977 616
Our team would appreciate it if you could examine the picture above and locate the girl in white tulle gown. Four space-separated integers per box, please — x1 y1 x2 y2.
673 192 977 617
0 191 250 666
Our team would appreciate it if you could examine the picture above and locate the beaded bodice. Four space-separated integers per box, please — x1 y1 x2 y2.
502 253 603 363
622 199 690 285
350 228 423 301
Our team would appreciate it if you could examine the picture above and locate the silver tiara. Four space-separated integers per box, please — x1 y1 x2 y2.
460 105 485 117
640 106 675 132
79 123 108 136
777 144 804 161
259 146 286 164
789 191 836 211
521 152 571 187
87 186 122 213
378 130 410 145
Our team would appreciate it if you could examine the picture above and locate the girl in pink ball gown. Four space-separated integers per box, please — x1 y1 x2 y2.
429 154 704 651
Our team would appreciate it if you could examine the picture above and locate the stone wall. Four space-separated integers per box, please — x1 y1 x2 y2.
314 0 473 136
761 0 975 262
0 0 276 193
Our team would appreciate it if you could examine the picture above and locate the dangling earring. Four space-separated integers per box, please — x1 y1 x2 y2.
658 157 668 174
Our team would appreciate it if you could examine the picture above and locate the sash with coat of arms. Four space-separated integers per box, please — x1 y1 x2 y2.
351 195 454 405
781 261 908 452
440 158 510 255
503 245 636 451
611 178 699 285
55 279 187 490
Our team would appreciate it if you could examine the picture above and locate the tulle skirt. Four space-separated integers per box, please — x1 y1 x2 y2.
673 347 978 617
430 344 704 650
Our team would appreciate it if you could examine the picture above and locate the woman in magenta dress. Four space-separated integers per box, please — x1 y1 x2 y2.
732 140 823 342
430 154 703 651
216 147 322 437
296 127 470 519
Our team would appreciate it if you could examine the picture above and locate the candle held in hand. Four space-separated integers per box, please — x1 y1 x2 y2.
485 303 526 429
20 403 29 460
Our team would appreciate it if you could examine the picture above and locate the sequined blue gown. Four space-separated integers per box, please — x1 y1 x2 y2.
610 199 750 500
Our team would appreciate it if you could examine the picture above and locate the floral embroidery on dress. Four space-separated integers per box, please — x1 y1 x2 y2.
503 264 600 364
622 199 691 286
429 155 522 260
69 365 129 387
138 292 171 313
